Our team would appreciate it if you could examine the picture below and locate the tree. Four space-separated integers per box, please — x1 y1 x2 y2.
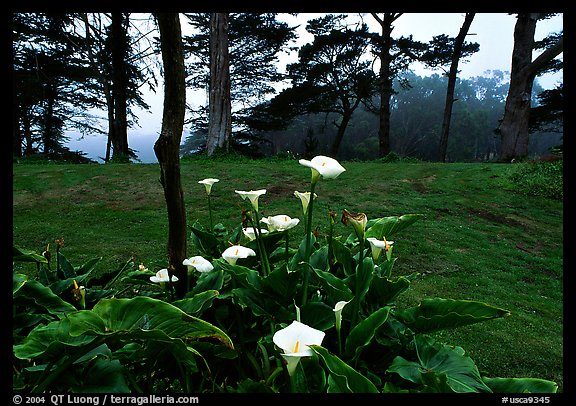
420 13 478 162
370 13 426 158
183 13 297 154
250 14 375 158
497 13 563 161
154 13 188 298
206 13 232 156
13 13 96 159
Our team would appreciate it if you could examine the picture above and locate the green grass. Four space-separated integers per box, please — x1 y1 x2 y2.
12 159 563 391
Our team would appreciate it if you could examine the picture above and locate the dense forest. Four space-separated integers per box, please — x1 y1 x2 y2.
12 13 563 163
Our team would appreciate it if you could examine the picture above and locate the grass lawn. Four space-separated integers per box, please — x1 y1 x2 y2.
12 158 563 391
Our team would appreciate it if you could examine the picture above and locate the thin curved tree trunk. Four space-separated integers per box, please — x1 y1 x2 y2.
154 13 188 298
438 13 475 162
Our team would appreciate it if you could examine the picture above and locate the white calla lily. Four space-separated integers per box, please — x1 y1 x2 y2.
273 320 325 376
235 189 266 212
294 191 317 215
198 178 219 195
183 256 214 273
366 237 394 260
150 268 179 283
333 300 351 333
299 155 346 183
242 227 268 241
261 215 300 232
222 245 256 265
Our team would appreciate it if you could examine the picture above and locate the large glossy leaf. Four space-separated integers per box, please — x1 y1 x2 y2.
174 290 220 316
312 267 353 304
261 265 299 300
482 376 558 393
365 274 410 311
345 306 390 359
388 334 492 393
13 275 77 315
71 358 130 393
365 214 423 239
311 345 379 393
75 296 233 349
331 238 354 276
13 245 48 263
394 298 511 333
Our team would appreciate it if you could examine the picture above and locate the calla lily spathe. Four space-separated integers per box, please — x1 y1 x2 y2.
333 300 351 333
235 189 267 212
299 155 346 183
150 268 179 283
367 237 394 260
222 245 256 265
242 227 268 241
273 320 325 376
198 178 219 195
294 191 317 215
261 215 300 232
183 256 214 273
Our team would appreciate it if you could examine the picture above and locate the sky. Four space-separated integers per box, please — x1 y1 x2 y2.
65 12 564 163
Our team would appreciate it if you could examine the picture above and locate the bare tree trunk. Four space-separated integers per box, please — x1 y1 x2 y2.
438 13 475 162
154 13 188 298
206 13 231 156
498 13 563 161
110 12 130 162
371 13 401 158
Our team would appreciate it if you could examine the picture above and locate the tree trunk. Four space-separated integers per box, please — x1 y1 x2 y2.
498 13 563 161
374 13 396 158
438 13 475 162
110 12 130 162
206 13 232 156
154 13 188 298
330 110 352 158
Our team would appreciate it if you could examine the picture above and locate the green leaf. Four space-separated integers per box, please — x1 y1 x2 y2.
13 277 77 315
261 265 299 300
331 238 354 276
57 251 76 279
311 345 379 393
365 275 410 310
189 225 221 257
190 269 224 295
388 334 492 393
300 301 335 331
482 377 558 393
174 290 220 316
345 306 390 359
352 256 374 306
71 358 130 393
365 214 423 239
312 267 353 304
13 245 48 263
394 298 511 333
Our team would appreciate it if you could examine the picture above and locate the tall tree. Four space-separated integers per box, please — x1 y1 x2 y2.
249 14 375 158
154 12 188 298
183 13 297 153
420 13 478 162
498 13 563 161
369 13 427 158
206 13 232 156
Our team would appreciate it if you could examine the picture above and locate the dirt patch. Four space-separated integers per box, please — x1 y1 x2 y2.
466 208 525 228
400 175 437 194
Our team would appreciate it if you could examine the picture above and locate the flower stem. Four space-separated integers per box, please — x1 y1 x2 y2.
301 181 317 307
207 195 214 231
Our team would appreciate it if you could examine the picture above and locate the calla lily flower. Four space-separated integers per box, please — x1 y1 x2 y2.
222 245 256 265
150 268 179 283
273 320 326 376
235 189 266 212
183 256 214 273
299 155 346 183
261 215 300 232
341 209 368 239
333 300 351 333
242 227 268 241
294 191 317 215
366 237 394 260
198 178 219 195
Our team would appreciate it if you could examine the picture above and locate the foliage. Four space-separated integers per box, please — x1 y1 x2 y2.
508 159 563 200
13 158 559 394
